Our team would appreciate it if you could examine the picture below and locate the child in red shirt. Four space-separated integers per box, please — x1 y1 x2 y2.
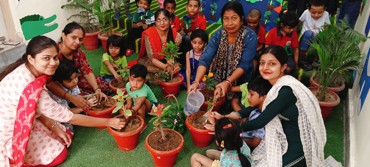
266 10 299 74
164 0 181 31
179 0 207 65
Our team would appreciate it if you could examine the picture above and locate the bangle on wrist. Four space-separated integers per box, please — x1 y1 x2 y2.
51 121 58 128
224 79 232 88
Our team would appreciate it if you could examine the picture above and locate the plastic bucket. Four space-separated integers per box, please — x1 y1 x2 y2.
184 90 204 115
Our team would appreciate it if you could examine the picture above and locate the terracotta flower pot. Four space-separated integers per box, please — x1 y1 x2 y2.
109 79 127 93
310 87 340 121
83 30 101 50
200 96 226 112
185 112 214 147
98 33 108 52
309 77 345 94
145 128 184 167
108 115 145 151
85 97 116 129
157 74 184 96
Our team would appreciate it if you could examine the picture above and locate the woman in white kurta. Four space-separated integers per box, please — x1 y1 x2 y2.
0 36 125 167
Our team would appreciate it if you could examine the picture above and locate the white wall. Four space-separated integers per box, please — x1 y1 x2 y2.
350 0 370 166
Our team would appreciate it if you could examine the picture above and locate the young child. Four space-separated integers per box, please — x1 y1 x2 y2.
164 0 181 31
247 9 265 52
179 29 208 90
100 35 128 84
190 118 252 167
50 60 95 133
299 0 330 69
266 10 299 74
179 0 207 65
125 64 158 119
125 0 155 52
241 77 271 148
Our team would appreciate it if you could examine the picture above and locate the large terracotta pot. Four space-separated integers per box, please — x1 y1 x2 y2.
145 128 184 167
309 77 345 94
83 30 101 50
108 115 145 151
98 33 108 51
109 79 127 93
185 111 214 147
157 74 184 96
310 87 340 121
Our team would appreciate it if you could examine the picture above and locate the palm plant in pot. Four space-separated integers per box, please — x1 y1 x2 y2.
309 21 366 120
155 41 184 96
145 95 185 167
108 89 146 151
109 67 130 92
61 0 101 50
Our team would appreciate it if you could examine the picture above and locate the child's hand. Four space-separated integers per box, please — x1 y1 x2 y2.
86 96 98 107
210 111 224 120
114 74 123 82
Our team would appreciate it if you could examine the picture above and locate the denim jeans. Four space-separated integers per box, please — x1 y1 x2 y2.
299 30 315 51
337 0 362 28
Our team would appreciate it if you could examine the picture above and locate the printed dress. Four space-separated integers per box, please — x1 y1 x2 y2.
0 64 73 166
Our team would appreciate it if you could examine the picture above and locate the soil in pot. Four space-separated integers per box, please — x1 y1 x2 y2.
113 115 142 132
89 97 115 112
147 130 182 151
110 79 127 90
188 110 207 130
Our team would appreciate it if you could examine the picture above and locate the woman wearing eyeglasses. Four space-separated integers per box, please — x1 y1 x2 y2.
138 9 182 74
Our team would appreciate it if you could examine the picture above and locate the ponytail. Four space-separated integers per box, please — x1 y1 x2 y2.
167 27 175 43
236 147 251 167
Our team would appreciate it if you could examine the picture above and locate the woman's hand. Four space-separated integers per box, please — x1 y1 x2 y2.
215 81 230 98
114 74 123 82
108 118 126 129
70 95 91 110
94 89 108 102
188 82 200 93
210 111 224 120
52 124 72 147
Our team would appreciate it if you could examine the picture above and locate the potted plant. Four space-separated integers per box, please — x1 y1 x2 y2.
309 21 366 120
61 0 101 50
155 41 184 96
185 100 215 148
145 96 185 167
85 93 116 119
199 72 225 111
108 89 146 151
109 67 130 92
95 0 125 51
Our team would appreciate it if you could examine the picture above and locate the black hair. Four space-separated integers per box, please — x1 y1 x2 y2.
0 36 58 81
260 45 288 66
52 60 78 83
130 64 148 79
164 0 176 8
187 0 200 6
221 1 247 26
106 35 125 57
135 0 152 6
215 118 251 167
247 9 262 34
190 29 208 43
308 0 326 9
277 10 299 37
62 22 85 39
247 76 272 97
155 9 175 43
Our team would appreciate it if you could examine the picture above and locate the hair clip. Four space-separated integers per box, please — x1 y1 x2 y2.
223 123 232 129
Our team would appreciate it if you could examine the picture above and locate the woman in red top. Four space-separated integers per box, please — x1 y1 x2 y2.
48 22 108 110
139 9 182 74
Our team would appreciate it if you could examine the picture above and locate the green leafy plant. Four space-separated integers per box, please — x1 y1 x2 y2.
149 94 186 139
112 89 132 114
159 41 182 80
117 67 130 83
310 21 367 101
202 72 217 91
61 0 100 33
155 70 171 82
